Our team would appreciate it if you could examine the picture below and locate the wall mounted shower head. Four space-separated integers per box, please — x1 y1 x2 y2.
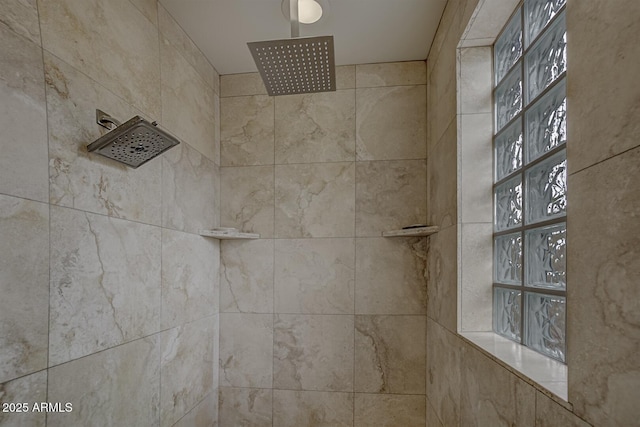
87 109 180 168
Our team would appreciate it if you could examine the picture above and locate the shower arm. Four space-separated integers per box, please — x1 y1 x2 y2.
96 109 121 131
289 0 299 38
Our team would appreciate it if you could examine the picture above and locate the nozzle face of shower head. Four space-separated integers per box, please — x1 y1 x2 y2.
87 116 180 168
248 35 336 96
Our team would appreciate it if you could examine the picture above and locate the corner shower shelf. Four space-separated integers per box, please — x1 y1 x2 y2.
199 229 260 240
382 225 439 237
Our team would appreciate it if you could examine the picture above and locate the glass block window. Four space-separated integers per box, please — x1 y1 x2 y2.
493 0 567 362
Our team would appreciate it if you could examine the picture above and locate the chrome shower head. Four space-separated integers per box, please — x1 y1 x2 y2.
87 109 180 168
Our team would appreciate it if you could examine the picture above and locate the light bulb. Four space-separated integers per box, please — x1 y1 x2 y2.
298 0 323 24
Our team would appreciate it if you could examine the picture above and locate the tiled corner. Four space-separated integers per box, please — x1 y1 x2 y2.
219 387 272 427
161 229 219 329
354 393 425 427
47 336 160 427
273 390 353 427
0 196 49 384
45 53 162 225
275 162 355 238
38 0 161 118
356 85 426 161
459 223 493 332
219 313 273 388
275 90 355 164
0 0 41 45
458 47 492 115
162 141 217 234
355 315 426 394
274 314 354 392
536 391 591 427
129 0 157 26
0 370 47 426
356 61 426 88
355 237 427 315
0 23 48 203
274 238 355 314
220 95 274 166
426 225 457 331
160 317 215 427
220 240 274 314
220 166 274 237
220 73 267 97
428 119 457 229
355 160 427 236
49 206 161 366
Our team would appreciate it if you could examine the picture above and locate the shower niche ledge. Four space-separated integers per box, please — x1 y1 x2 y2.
199 229 260 240
382 225 439 237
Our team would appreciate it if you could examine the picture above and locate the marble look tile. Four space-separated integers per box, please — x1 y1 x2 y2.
212 67 220 96
219 314 273 388
0 24 48 202
273 390 353 427
275 90 355 163
220 95 274 166
426 225 457 331
275 162 355 238
0 0 40 45
274 238 355 314
38 0 161 118
356 85 427 161
159 5 214 89
173 392 218 427
336 65 356 90
428 42 457 149
460 113 492 224
536 392 591 427
47 336 160 427
355 315 426 394
568 146 640 427
354 394 425 427
161 229 219 329
428 120 457 229
355 237 427 315
0 196 48 384
567 0 640 172
356 61 426 88
218 387 272 427
160 39 217 162
162 141 217 234
129 0 157 26
274 314 354 392
461 0 519 42
426 397 445 427
355 160 427 237
459 223 493 331
45 53 162 225
0 371 46 427
213 92 221 164
161 317 214 427
220 240 274 313
460 345 536 426
220 73 267 97
458 47 492 114
49 206 161 365
220 166 274 237
427 319 462 426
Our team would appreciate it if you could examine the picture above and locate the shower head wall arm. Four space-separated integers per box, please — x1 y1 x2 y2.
96 109 121 131
290 0 300 38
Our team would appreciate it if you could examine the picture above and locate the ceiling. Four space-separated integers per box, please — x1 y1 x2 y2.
158 0 448 75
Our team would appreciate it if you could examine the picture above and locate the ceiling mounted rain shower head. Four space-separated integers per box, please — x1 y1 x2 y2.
87 109 180 169
247 0 336 96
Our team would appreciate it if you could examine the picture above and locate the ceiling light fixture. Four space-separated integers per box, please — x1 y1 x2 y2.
281 0 326 25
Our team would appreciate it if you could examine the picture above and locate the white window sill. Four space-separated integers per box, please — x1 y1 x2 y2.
459 331 568 402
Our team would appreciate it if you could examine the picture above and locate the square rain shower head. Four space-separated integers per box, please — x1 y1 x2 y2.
248 35 336 96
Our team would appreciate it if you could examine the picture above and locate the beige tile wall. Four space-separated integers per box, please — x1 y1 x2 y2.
219 61 429 426
0 0 221 425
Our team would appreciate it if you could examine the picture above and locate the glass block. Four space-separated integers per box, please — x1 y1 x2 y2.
525 78 566 163
494 287 522 341
495 118 523 180
524 0 566 47
494 232 522 285
495 175 522 231
524 292 565 361
525 150 566 224
495 64 523 131
525 12 566 102
525 223 566 289
495 8 523 84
